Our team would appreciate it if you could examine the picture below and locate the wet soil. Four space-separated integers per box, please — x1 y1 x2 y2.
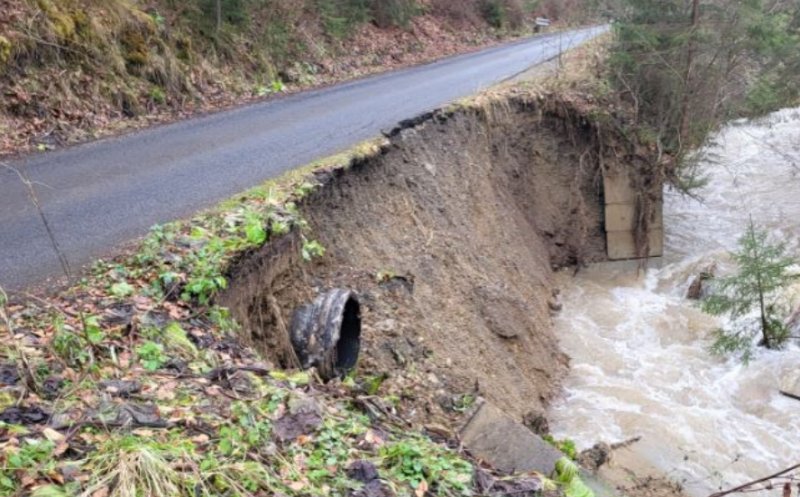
222 93 617 421
219 91 679 495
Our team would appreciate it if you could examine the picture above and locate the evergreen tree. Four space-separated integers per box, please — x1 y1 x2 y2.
702 222 798 362
609 0 800 187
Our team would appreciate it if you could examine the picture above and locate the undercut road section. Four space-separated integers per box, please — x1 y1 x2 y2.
0 26 606 291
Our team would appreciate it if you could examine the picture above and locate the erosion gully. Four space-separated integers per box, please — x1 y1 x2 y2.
548 107 800 496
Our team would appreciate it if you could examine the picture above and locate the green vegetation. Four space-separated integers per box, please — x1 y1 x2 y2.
0 0 609 154
380 438 473 494
543 434 579 460
0 137 503 496
702 222 798 362
608 0 800 186
553 457 595 497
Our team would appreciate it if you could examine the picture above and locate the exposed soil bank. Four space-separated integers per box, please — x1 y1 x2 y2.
221 90 662 424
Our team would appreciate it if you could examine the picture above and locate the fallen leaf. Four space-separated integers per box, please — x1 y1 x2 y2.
92 487 110 497
191 434 209 444
53 442 69 457
156 381 177 401
364 429 384 446
42 427 65 443
415 480 428 497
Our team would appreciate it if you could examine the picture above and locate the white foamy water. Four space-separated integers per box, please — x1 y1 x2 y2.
549 107 800 496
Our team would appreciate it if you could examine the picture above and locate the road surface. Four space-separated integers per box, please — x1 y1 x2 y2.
0 26 606 291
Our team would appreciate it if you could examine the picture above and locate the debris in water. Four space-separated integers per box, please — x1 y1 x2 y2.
686 263 716 300
577 442 611 471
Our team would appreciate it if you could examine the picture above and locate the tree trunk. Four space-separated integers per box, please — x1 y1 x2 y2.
750 219 772 349
216 0 222 33
758 282 771 348
678 0 701 149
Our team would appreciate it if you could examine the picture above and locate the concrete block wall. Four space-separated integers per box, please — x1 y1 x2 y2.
603 172 663 260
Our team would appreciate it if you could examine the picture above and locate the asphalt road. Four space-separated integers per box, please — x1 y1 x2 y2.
1 26 607 292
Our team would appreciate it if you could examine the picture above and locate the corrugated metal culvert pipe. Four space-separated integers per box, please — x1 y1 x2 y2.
289 289 361 380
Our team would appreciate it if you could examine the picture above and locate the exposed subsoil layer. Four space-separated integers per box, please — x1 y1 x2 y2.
220 93 647 423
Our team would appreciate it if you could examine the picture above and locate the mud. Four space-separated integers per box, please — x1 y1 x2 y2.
220 91 661 429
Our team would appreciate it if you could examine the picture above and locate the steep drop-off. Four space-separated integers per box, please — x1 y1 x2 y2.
221 92 663 422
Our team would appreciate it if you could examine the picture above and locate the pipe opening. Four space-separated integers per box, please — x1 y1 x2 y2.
289 289 362 380
334 297 361 373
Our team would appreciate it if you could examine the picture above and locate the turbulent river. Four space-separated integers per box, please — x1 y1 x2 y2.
548 107 800 496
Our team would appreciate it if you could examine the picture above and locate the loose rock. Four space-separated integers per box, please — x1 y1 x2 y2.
686 263 716 300
0 405 49 425
0 364 20 386
522 411 550 437
474 285 533 339
99 380 142 398
346 460 380 483
273 395 323 443
351 480 394 497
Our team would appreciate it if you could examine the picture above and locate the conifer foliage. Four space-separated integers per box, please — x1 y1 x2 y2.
702 222 798 361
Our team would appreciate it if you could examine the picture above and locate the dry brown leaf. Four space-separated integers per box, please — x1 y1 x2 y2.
42 427 65 443
156 381 177 401
92 486 110 497
415 480 429 497
53 442 69 457
191 434 209 444
364 429 384 446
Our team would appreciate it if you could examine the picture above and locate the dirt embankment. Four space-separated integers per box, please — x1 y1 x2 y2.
220 92 656 425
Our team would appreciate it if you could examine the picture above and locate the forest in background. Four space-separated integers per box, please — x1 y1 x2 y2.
607 0 800 186
1 0 796 165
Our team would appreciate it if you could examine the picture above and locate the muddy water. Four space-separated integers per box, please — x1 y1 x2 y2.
548 108 800 496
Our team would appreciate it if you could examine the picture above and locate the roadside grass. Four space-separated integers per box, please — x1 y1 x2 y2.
455 32 612 111
0 135 494 497
0 73 631 494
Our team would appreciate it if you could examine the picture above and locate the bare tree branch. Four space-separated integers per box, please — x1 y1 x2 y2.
1 162 72 280
708 463 800 497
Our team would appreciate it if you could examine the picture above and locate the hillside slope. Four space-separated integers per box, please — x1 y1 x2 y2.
0 0 602 156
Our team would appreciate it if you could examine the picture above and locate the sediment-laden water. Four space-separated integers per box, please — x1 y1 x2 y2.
549 108 800 496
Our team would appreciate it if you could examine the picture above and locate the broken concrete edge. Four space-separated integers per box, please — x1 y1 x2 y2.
459 400 563 476
460 401 623 497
